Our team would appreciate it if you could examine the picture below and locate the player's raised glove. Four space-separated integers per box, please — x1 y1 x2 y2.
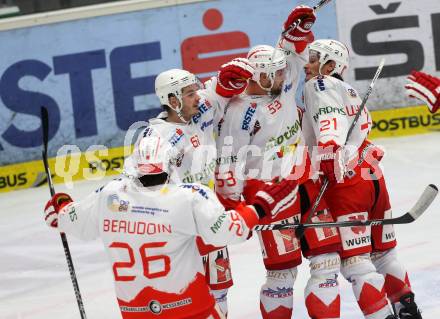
252 178 298 218
282 5 316 53
317 141 345 184
216 58 254 98
44 193 73 228
405 70 440 113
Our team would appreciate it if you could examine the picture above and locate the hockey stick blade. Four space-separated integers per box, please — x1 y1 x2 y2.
253 184 437 231
406 184 438 222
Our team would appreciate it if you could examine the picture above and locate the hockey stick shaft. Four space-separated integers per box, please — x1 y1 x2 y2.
254 184 438 231
298 59 386 235
281 0 332 37
41 107 87 319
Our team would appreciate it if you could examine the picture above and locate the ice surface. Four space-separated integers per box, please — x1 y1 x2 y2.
1 133 439 318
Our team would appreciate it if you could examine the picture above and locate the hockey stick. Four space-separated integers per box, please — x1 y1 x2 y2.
254 184 438 231
295 58 386 238
41 107 87 319
281 0 332 37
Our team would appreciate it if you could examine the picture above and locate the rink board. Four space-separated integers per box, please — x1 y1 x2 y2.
0 104 438 193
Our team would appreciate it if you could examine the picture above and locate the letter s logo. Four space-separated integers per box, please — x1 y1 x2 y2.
351 15 424 79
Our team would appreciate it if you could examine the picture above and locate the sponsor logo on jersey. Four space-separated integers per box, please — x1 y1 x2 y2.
241 103 257 130
314 78 326 91
119 298 192 314
210 213 227 233
142 127 153 137
345 105 364 116
130 206 169 215
192 99 212 124
216 155 238 166
344 235 371 247
95 185 105 193
385 231 395 241
250 120 261 136
200 119 213 131
171 150 184 167
312 106 346 122
273 142 298 160
265 119 301 151
262 286 294 298
284 81 293 93
347 88 357 98
217 117 225 137
180 184 209 199
66 205 77 222
318 277 338 288
348 215 367 234
168 128 184 146
107 194 129 212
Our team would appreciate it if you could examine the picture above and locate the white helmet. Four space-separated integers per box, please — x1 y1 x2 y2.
133 130 174 176
155 69 199 121
247 45 287 91
309 39 349 76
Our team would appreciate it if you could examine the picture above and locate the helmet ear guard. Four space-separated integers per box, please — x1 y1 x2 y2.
309 39 349 77
247 45 287 91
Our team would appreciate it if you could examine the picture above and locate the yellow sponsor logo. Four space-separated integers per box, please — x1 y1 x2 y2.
0 145 133 193
370 104 440 139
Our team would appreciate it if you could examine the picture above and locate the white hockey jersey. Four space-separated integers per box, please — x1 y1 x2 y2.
215 48 307 200
301 75 372 166
57 178 258 319
124 79 227 188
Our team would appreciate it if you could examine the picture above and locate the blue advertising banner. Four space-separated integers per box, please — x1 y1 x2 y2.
0 0 337 166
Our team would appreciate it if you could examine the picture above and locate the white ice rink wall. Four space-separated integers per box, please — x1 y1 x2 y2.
0 0 439 192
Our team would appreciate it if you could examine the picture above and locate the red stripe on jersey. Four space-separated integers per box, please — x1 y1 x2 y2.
117 272 215 319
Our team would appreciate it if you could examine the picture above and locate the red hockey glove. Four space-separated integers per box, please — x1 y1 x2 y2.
242 179 266 203
216 193 243 210
252 179 298 218
44 193 73 228
282 5 316 53
405 70 440 113
216 58 254 98
318 141 345 184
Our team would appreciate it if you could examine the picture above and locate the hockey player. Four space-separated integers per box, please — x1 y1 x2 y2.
123 62 254 316
215 6 342 319
43 130 299 319
301 38 422 318
405 70 440 113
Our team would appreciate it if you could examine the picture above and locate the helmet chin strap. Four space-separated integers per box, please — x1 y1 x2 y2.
170 97 190 124
258 72 276 92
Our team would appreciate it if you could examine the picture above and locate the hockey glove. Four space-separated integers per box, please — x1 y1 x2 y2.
405 70 440 113
252 179 298 218
216 58 254 98
44 193 73 228
318 141 346 184
282 5 316 53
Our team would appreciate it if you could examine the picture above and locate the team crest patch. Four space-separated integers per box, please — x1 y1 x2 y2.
348 88 357 98
107 194 129 212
